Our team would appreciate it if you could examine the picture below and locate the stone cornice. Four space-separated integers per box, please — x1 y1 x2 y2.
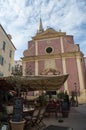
22 51 83 61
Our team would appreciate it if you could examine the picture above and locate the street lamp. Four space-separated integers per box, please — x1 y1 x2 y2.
74 82 78 106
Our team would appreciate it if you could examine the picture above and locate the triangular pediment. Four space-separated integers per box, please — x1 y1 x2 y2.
44 28 57 34
32 28 66 40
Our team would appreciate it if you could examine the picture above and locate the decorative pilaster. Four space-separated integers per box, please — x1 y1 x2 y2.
60 37 68 92
35 60 38 75
22 61 26 76
76 56 86 103
60 37 64 53
35 40 38 75
62 57 68 92
35 40 38 56
76 57 85 90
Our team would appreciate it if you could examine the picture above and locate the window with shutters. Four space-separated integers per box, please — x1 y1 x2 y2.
0 72 3 76
0 55 4 65
8 63 11 71
9 50 12 58
2 41 6 51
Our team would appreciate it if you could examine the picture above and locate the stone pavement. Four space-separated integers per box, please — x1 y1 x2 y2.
2 104 85 130
43 104 86 130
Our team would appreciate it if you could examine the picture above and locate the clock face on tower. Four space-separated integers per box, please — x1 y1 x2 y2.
46 47 53 54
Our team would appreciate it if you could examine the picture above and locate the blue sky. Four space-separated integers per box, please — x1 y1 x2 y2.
0 0 86 60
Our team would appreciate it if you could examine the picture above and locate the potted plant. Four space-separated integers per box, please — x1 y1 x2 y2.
38 93 46 107
61 92 70 118
10 97 25 130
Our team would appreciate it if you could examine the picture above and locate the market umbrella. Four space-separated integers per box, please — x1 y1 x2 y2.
0 74 69 91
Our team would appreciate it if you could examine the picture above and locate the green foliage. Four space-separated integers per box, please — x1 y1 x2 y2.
0 112 8 120
58 91 69 102
58 92 64 99
38 94 46 107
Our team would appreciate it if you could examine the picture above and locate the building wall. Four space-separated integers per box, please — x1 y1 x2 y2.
38 60 44 75
81 58 86 89
66 58 79 94
84 57 86 86
22 28 86 103
25 61 35 75
37 38 61 55
55 59 63 74
0 25 16 77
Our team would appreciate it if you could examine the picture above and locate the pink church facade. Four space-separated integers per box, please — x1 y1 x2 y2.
22 20 86 103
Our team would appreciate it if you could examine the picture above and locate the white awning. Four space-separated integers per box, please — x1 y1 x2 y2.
0 74 69 91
